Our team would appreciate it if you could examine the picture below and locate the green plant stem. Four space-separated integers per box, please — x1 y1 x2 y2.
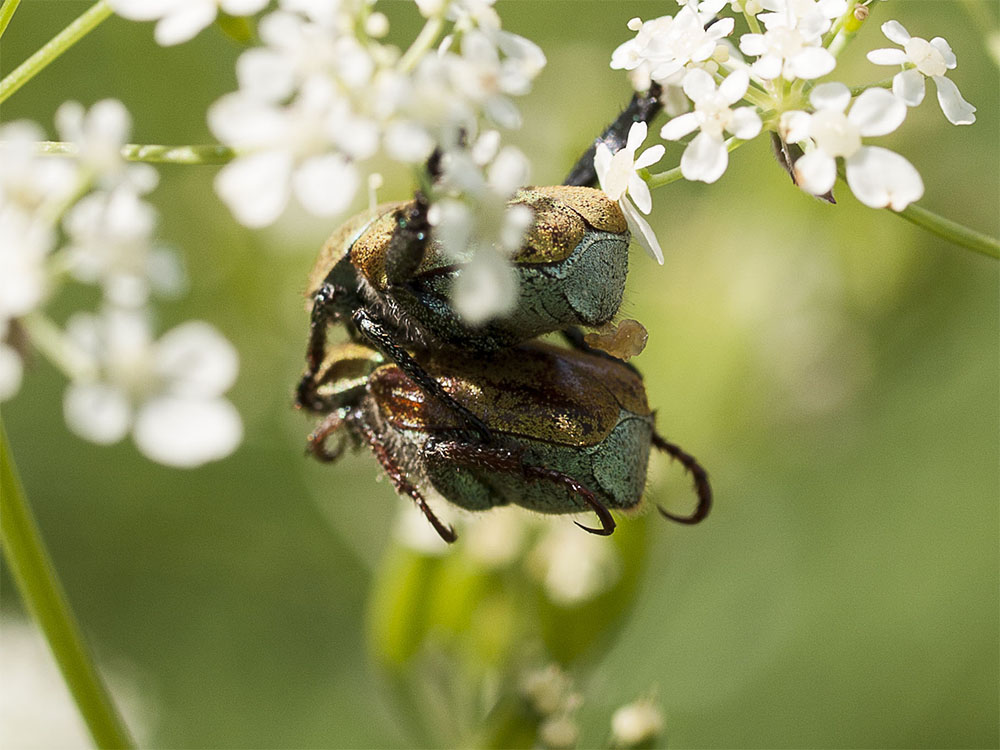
849 77 894 96
399 13 444 73
0 423 136 750
0 0 112 105
893 202 1000 259
0 0 22 40
36 141 238 165
645 137 748 189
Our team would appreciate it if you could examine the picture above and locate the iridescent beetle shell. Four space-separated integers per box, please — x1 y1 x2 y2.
306 186 631 352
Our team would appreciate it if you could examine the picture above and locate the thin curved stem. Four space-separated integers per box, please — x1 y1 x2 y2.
399 14 444 73
35 141 239 165
893 202 999 259
849 77 894 96
0 422 136 750
0 0 112 105
0 0 22 40
645 136 749 189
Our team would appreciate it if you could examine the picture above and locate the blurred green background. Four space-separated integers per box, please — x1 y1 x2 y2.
1 1 997 747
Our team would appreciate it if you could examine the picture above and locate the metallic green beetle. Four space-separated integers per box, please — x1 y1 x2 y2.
306 340 711 542
297 186 631 436
296 84 666 437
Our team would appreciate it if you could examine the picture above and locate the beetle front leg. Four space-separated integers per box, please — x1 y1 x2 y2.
423 439 616 537
297 282 342 412
652 430 712 524
352 307 493 443
352 415 457 543
563 83 663 188
384 190 432 286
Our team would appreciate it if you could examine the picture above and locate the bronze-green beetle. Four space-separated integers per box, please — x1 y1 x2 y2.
295 85 666 439
306 340 711 542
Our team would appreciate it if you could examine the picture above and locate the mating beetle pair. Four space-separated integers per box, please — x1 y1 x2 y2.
296 84 712 542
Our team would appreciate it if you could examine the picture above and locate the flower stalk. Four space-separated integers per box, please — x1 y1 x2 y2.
36 140 238 165
0 0 22 40
0 422 136 750
893 202 1000 259
0 0 113 105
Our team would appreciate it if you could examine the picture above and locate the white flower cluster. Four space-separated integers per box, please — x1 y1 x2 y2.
0 102 242 468
604 1 976 215
130 0 546 322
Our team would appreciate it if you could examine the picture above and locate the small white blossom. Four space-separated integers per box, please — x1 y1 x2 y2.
660 69 762 183
867 21 976 125
109 0 269 46
429 140 533 323
612 8 734 85
781 82 923 210
739 24 836 80
210 79 364 226
63 308 242 467
594 122 665 264
756 0 847 38
611 697 665 748
527 521 622 606
55 100 157 193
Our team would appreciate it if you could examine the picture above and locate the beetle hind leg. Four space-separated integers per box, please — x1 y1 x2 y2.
353 417 457 543
651 431 712 524
424 439 616 537
306 410 348 463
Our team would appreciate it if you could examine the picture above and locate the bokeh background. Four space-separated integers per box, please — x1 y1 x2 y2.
1 1 997 747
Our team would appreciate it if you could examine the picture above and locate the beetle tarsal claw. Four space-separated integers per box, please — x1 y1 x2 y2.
651 431 713 525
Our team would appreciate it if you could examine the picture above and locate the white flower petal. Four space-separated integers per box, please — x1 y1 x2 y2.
681 132 728 184
682 68 716 102
134 396 243 467
867 48 908 66
729 107 762 139
214 151 292 228
593 143 613 193
751 54 782 80
625 121 648 153
780 110 812 143
739 33 767 57
293 154 360 217
235 49 296 103
620 198 663 265
0 344 23 401
845 146 923 210
849 87 906 136
155 321 239 397
603 149 634 201
153 3 216 46
453 252 518 325
633 144 665 171
220 0 269 15
628 173 653 214
64 383 131 445
810 82 851 112
660 112 700 141
793 150 836 195
892 70 926 107
932 75 976 125
384 121 435 163
788 46 836 79
929 37 957 68
108 0 174 21
718 69 750 104
881 20 911 46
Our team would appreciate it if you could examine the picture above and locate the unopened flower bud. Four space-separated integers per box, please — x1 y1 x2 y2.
611 698 664 748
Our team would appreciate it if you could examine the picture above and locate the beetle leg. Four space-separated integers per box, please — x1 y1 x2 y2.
306 410 348 463
424 440 616 537
352 307 493 443
563 83 663 188
651 431 712 524
297 282 344 412
352 415 458 543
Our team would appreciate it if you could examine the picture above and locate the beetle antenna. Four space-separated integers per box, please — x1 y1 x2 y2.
651 431 712 524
